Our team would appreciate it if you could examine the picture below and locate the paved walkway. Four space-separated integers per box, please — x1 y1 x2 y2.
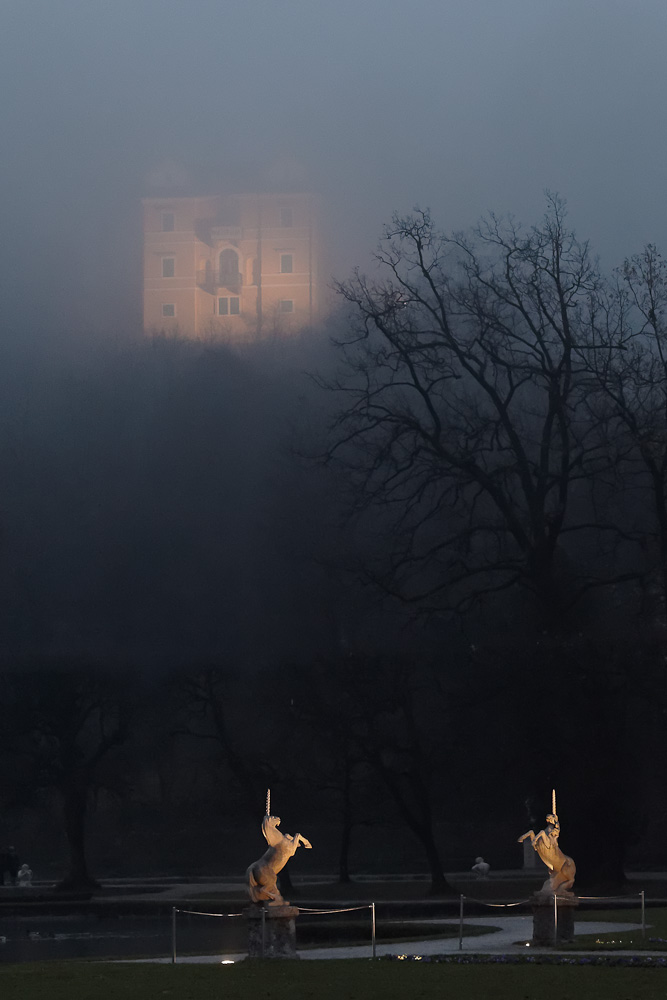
111 874 655 963
128 916 647 963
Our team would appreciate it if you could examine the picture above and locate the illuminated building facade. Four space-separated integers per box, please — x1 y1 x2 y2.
142 192 322 338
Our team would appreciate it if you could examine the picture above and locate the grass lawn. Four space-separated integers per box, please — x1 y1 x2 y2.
3 959 667 1000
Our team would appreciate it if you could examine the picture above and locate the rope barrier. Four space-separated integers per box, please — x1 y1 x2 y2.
467 892 643 907
171 889 648 964
171 900 377 963
577 894 642 902
454 889 647 954
478 900 532 908
299 903 373 913
464 897 532 908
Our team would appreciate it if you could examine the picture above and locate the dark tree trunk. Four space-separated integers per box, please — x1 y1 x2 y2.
338 819 352 884
420 824 451 895
567 788 635 894
56 782 99 891
338 759 353 883
376 768 453 895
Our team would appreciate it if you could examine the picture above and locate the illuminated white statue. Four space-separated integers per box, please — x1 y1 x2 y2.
246 790 312 905
518 789 576 896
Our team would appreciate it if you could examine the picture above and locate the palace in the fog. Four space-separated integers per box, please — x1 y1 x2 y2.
142 192 324 339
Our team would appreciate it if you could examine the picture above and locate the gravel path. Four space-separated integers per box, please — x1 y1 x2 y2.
126 916 646 963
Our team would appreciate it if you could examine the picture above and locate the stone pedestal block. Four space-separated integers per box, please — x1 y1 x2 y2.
531 894 578 945
246 904 300 958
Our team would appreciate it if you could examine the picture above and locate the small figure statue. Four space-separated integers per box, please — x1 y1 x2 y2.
246 792 312 905
17 864 32 887
518 793 575 897
471 856 490 878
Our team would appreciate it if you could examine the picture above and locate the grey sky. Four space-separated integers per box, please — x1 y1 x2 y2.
2 0 666 334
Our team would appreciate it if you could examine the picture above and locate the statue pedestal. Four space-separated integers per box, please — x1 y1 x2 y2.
531 893 578 946
246 904 300 958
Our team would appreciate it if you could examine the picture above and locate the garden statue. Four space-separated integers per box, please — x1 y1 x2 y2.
518 789 576 896
246 790 312 905
471 856 490 878
17 863 32 887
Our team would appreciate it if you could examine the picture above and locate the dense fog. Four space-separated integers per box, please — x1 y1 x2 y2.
2 1 667 889
3 1 667 337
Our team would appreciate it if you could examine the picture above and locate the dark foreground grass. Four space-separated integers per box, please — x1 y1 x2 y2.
2 959 667 1000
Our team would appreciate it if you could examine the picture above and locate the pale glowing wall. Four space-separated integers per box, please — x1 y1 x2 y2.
143 193 323 340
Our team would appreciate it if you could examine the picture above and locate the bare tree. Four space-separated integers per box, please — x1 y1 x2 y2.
0 666 130 890
293 654 454 894
585 244 667 626
285 660 382 884
322 195 617 622
173 666 278 817
174 664 311 894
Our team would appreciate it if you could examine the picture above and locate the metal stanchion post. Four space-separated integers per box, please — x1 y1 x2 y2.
553 894 558 947
171 907 177 964
371 902 376 959
641 890 646 940
459 895 464 951
261 907 266 958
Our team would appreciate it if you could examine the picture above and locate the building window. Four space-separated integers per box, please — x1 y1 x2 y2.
218 296 240 316
280 254 293 274
162 303 175 317
218 249 240 290
162 212 175 232
279 299 294 313
162 257 175 278
280 207 293 227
